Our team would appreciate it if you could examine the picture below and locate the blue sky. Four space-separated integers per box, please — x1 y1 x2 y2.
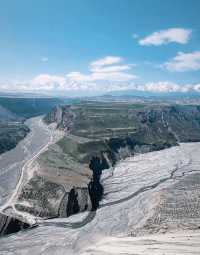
0 0 200 95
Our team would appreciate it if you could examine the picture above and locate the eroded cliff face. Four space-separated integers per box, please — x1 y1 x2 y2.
45 104 200 143
44 105 75 131
0 213 30 237
15 157 93 219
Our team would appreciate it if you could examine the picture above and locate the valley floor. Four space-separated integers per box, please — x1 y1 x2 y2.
0 116 63 219
1 142 200 254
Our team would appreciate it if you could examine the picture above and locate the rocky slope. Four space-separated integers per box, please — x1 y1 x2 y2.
0 213 30 237
0 105 30 154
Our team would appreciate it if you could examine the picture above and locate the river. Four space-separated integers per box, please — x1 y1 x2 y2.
0 116 52 207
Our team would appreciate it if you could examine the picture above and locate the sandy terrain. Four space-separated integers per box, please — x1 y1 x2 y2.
80 230 200 255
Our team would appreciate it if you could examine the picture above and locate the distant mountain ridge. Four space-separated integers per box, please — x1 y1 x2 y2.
105 90 200 99
0 97 64 118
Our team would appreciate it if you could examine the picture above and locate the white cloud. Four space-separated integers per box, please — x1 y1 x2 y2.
41 57 48 62
163 51 200 72
2 56 200 96
91 72 137 82
135 81 187 92
90 56 122 67
90 64 131 73
67 56 137 83
67 71 137 83
1 79 200 95
121 81 200 93
139 28 192 46
0 56 134 93
31 74 66 90
66 72 92 82
0 56 137 94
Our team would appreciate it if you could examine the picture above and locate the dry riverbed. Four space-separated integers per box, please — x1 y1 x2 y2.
0 116 63 221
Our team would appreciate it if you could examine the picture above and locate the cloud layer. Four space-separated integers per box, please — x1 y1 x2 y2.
0 56 138 94
66 56 138 83
1 78 200 96
163 51 200 72
139 28 192 46
132 81 197 93
1 55 200 96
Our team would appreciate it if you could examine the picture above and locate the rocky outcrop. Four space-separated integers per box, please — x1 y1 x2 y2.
0 213 30 237
44 105 75 130
59 187 92 217
16 172 92 218
136 105 200 142
89 154 110 210
16 150 93 219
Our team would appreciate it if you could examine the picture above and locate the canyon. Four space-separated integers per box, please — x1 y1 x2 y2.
1 101 200 254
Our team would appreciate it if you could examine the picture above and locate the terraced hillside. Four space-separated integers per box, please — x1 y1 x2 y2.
45 102 200 143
